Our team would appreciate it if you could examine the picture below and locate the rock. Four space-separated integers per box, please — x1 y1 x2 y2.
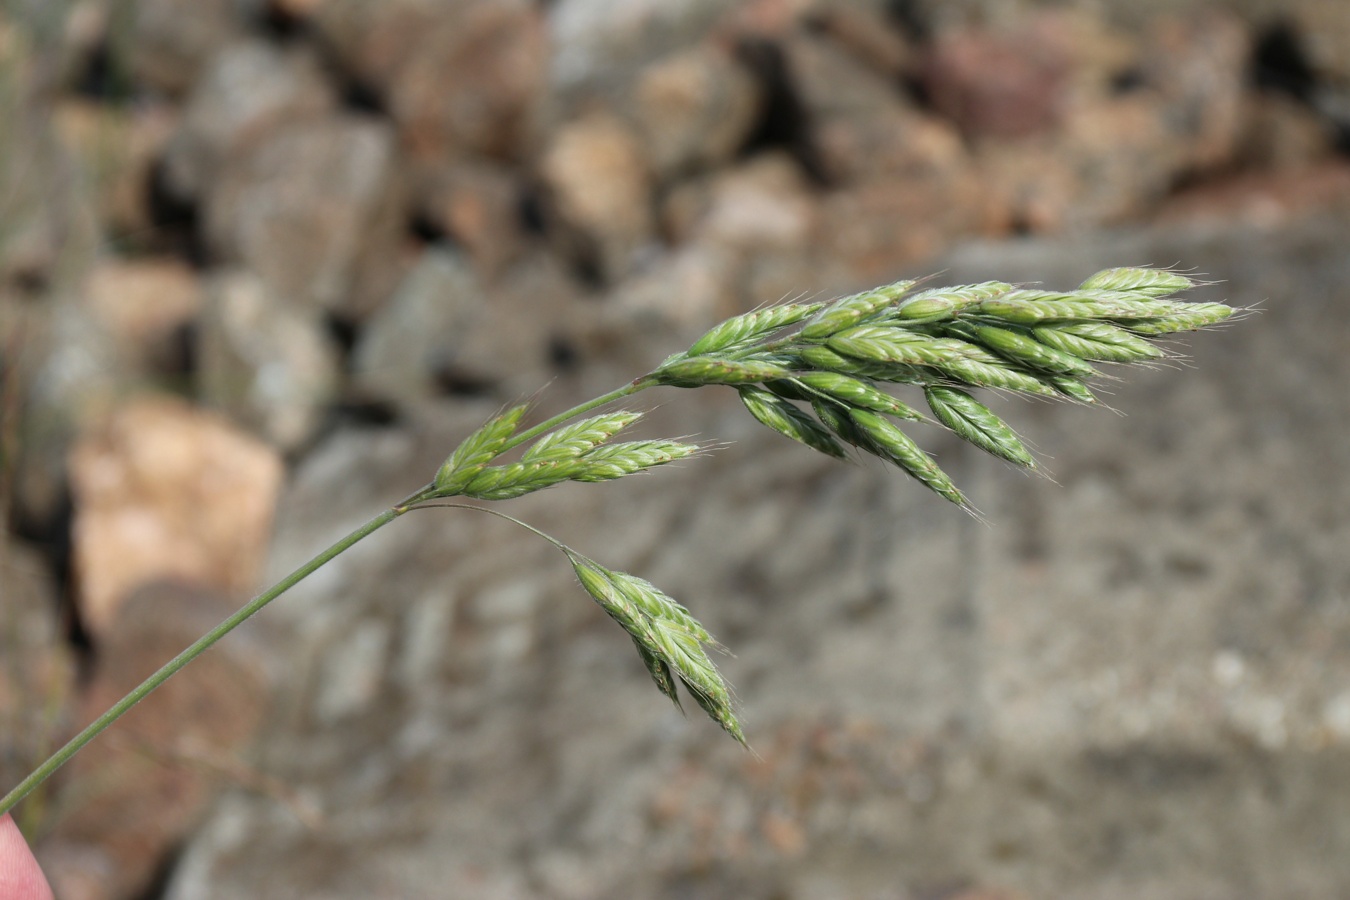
161 39 337 202
388 1 547 162
630 42 762 181
51 98 178 243
36 582 274 900
0 542 76 803
539 110 655 283
547 0 734 100
127 0 264 96
204 116 410 321
166 213 1350 900
1138 11 1249 172
415 161 530 279
67 395 284 636
820 163 997 280
350 249 483 406
198 270 341 451
919 13 1077 140
354 247 594 404
82 258 202 376
1237 91 1336 172
664 152 817 253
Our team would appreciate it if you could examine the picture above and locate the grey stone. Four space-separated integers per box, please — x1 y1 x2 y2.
167 216 1350 897
127 0 263 96
162 39 337 202
198 270 341 451
204 116 409 320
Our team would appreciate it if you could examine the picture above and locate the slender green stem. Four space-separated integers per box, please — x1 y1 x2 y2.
0 490 432 817
496 376 659 456
1 378 664 816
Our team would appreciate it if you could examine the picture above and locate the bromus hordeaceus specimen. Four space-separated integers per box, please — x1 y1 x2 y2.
0 267 1240 809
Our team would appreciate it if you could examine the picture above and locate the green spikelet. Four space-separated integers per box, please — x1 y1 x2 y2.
924 386 1034 467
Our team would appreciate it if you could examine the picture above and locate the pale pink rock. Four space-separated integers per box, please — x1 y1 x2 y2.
68 396 284 636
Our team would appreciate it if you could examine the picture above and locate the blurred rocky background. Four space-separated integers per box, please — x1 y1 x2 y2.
2 0 1350 897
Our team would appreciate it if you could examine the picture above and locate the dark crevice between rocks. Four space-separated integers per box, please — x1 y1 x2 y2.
547 334 580 374
734 38 829 186
321 313 404 427
71 37 133 104
430 363 499 398
7 484 96 678
144 158 209 267
256 0 311 43
1250 20 1350 155
132 840 185 900
1251 20 1317 103
883 0 932 44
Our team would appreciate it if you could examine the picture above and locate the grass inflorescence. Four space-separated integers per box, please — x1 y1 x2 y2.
0 268 1240 816
421 266 1237 743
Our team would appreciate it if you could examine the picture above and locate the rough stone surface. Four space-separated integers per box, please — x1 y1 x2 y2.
388 1 547 162
539 110 655 284
165 216 1350 898
82 258 201 376
35 583 274 900
162 39 336 202
67 396 284 636
630 42 762 181
415 161 530 280
198 270 342 451
127 0 262 96
204 116 409 320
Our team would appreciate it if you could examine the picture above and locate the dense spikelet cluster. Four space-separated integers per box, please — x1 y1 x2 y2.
434 410 701 501
427 266 1236 743
566 553 744 744
650 266 1234 511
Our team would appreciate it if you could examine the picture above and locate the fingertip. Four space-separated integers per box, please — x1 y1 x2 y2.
0 813 55 900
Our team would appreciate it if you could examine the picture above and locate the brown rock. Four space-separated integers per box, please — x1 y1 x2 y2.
389 1 547 161
68 396 284 636
631 42 762 181
417 161 529 279
920 14 1077 140
540 110 654 283
82 258 201 374
162 39 337 202
36 582 274 900
127 0 262 96
804 4 915 79
204 116 410 320
664 152 817 252
52 98 178 242
1139 11 1250 172
1237 91 1335 172
198 270 342 451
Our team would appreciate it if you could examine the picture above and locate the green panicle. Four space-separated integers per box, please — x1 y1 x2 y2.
1031 322 1163 363
686 303 823 356
1123 303 1234 334
522 412 644 463
793 372 923 419
811 398 870 447
1047 375 1098 403
435 404 530 495
970 324 1098 377
631 637 682 709
738 386 849 459
461 459 580 500
924 386 1034 467
848 409 967 507
1078 266 1195 297
656 357 792 387
798 280 916 341
893 296 959 324
571 441 700 482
